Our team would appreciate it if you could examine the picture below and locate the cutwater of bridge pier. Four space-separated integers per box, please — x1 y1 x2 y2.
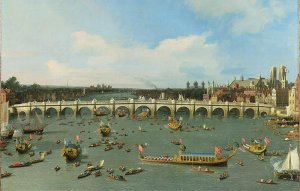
10 98 274 120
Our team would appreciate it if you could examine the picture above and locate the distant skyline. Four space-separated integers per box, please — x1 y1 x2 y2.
2 0 298 88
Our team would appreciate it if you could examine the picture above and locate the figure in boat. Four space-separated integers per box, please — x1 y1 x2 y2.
274 146 299 181
241 137 268 155
97 121 112 137
61 137 81 162
22 112 46 134
93 108 107 116
139 142 237 166
167 116 182 130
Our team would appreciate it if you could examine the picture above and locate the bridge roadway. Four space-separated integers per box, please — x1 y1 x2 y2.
9 98 274 119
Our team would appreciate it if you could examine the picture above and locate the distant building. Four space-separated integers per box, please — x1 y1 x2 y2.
269 66 277 87
271 88 289 108
278 65 288 88
295 74 300 118
287 86 296 116
0 89 7 103
230 76 266 90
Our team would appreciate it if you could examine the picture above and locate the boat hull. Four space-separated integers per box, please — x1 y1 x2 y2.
15 143 32 154
61 147 80 162
242 144 267 155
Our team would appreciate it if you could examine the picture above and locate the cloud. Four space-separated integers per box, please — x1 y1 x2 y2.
185 0 287 35
30 31 227 88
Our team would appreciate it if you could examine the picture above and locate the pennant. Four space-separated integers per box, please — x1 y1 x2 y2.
29 133 34 141
168 116 172 121
242 138 246 145
76 135 80 142
264 137 271 145
138 145 145 153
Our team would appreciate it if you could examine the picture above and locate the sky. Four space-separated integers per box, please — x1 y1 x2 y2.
2 0 298 88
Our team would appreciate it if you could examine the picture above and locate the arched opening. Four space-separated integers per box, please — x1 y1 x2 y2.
18 111 26 119
115 106 129 117
244 108 255 118
260 111 267 118
31 108 43 115
176 107 190 119
195 107 208 118
135 106 151 118
61 107 74 118
78 107 92 118
229 108 240 118
46 108 58 118
157 106 171 120
212 108 224 118
95 106 110 115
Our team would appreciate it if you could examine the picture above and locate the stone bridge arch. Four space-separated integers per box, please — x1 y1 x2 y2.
244 108 255 118
212 107 225 117
31 107 43 116
78 107 92 117
195 107 208 117
61 107 75 118
156 106 171 118
176 106 190 118
135 105 151 117
228 108 240 118
45 107 58 118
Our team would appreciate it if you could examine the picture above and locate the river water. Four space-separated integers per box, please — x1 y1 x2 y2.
1 93 299 191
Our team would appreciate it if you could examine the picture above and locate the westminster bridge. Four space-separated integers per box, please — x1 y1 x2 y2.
9 98 274 119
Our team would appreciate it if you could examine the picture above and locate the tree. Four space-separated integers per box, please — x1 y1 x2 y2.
28 83 41 92
3 76 21 90
194 81 198 88
186 81 190 89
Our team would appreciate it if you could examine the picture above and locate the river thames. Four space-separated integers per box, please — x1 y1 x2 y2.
1 94 299 191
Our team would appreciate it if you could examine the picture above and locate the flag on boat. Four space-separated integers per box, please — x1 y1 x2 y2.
168 116 172 121
138 145 145 153
179 138 183 144
242 138 246 145
76 135 80 142
179 116 183 121
12 123 17 129
93 108 97 112
29 133 34 141
214 146 222 154
63 139 67 145
264 137 271 145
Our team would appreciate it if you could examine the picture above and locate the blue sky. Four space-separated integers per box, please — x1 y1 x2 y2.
2 0 298 88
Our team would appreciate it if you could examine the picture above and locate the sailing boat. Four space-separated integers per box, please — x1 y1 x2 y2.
97 121 112 137
15 137 32 154
22 112 46 134
0 101 13 139
138 126 146 132
61 138 81 162
274 147 300 181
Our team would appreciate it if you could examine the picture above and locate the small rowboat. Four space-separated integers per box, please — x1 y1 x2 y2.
219 171 229 180
89 143 101 148
190 167 214 173
125 167 144 175
9 161 31 168
256 179 277 184
108 175 126 181
1 172 12 178
78 171 91 179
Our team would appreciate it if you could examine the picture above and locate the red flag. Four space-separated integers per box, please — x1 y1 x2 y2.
29 134 34 141
93 108 97 112
138 145 145 153
12 123 17 129
264 137 271 145
214 146 221 154
242 138 246 145
76 135 80 142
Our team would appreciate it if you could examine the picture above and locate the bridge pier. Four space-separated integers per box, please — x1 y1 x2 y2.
129 99 135 118
109 99 115 116
224 101 229 118
254 102 259 119
240 102 244 118
207 101 212 118
150 99 156 118
171 100 176 117
189 100 195 119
